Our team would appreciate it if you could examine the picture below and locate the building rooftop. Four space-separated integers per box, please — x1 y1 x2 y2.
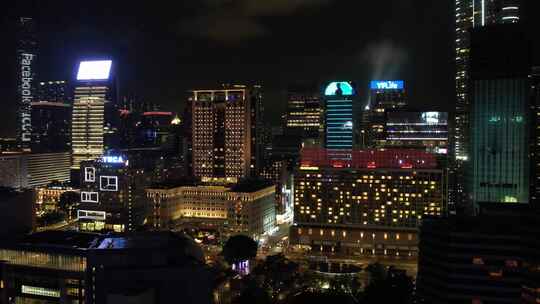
148 178 199 189
230 179 274 193
422 204 540 235
1 231 205 263
19 230 100 250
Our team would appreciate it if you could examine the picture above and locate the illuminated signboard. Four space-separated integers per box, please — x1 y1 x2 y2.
78 210 106 221
324 81 354 96
102 155 125 164
422 112 441 124
19 53 35 146
77 60 112 80
370 80 404 90
22 285 60 298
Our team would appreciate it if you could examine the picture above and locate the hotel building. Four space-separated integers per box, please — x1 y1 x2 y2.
191 85 263 180
290 148 445 257
146 181 276 238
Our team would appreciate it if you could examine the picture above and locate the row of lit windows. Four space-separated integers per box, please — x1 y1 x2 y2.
297 228 414 241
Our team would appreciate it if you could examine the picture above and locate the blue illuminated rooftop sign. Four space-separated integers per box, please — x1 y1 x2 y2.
370 80 404 90
324 81 355 96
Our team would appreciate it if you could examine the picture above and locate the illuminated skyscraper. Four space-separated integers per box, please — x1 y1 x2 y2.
16 17 38 151
453 0 521 207
191 85 262 181
324 81 355 150
470 24 531 207
531 67 540 204
362 80 407 148
71 60 113 169
285 84 322 139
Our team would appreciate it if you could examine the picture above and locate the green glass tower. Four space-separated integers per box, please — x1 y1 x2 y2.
470 24 531 206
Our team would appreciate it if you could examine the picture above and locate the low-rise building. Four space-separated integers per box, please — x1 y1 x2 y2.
146 180 276 239
35 182 78 214
0 231 212 304
0 187 35 238
0 152 71 189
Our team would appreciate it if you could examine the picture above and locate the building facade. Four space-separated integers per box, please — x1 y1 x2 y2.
417 205 540 304
453 0 521 208
286 85 322 139
384 111 449 154
31 101 71 153
16 17 38 151
78 155 151 232
27 152 71 188
37 80 70 104
0 153 28 189
362 80 407 148
469 24 531 206
146 182 276 238
191 85 262 180
290 148 445 257
324 81 355 151
0 231 212 304
0 152 70 189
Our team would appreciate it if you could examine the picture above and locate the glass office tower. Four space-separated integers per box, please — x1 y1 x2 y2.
470 24 530 206
324 81 355 151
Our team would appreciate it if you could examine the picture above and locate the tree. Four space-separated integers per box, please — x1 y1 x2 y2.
222 235 258 265
37 210 65 227
363 264 414 304
58 191 79 219
251 254 300 299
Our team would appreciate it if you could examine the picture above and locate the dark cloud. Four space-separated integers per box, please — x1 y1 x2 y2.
180 0 332 42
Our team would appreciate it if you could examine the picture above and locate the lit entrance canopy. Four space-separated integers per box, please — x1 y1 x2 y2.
324 81 355 96
77 60 112 80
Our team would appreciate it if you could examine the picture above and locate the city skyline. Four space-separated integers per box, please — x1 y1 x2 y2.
1 2 540 304
1 0 460 137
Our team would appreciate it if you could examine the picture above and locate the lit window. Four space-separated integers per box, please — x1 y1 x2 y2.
84 167 95 182
100 176 118 191
505 260 518 268
81 191 99 203
472 257 484 265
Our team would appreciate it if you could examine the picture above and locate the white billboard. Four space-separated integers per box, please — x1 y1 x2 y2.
76 60 112 80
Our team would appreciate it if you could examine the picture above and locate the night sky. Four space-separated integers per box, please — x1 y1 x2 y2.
2 0 535 138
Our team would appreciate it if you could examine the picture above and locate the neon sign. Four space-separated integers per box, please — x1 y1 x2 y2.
102 155 125 164
370 80 404 90
324 81 354 96
20 53 35 145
